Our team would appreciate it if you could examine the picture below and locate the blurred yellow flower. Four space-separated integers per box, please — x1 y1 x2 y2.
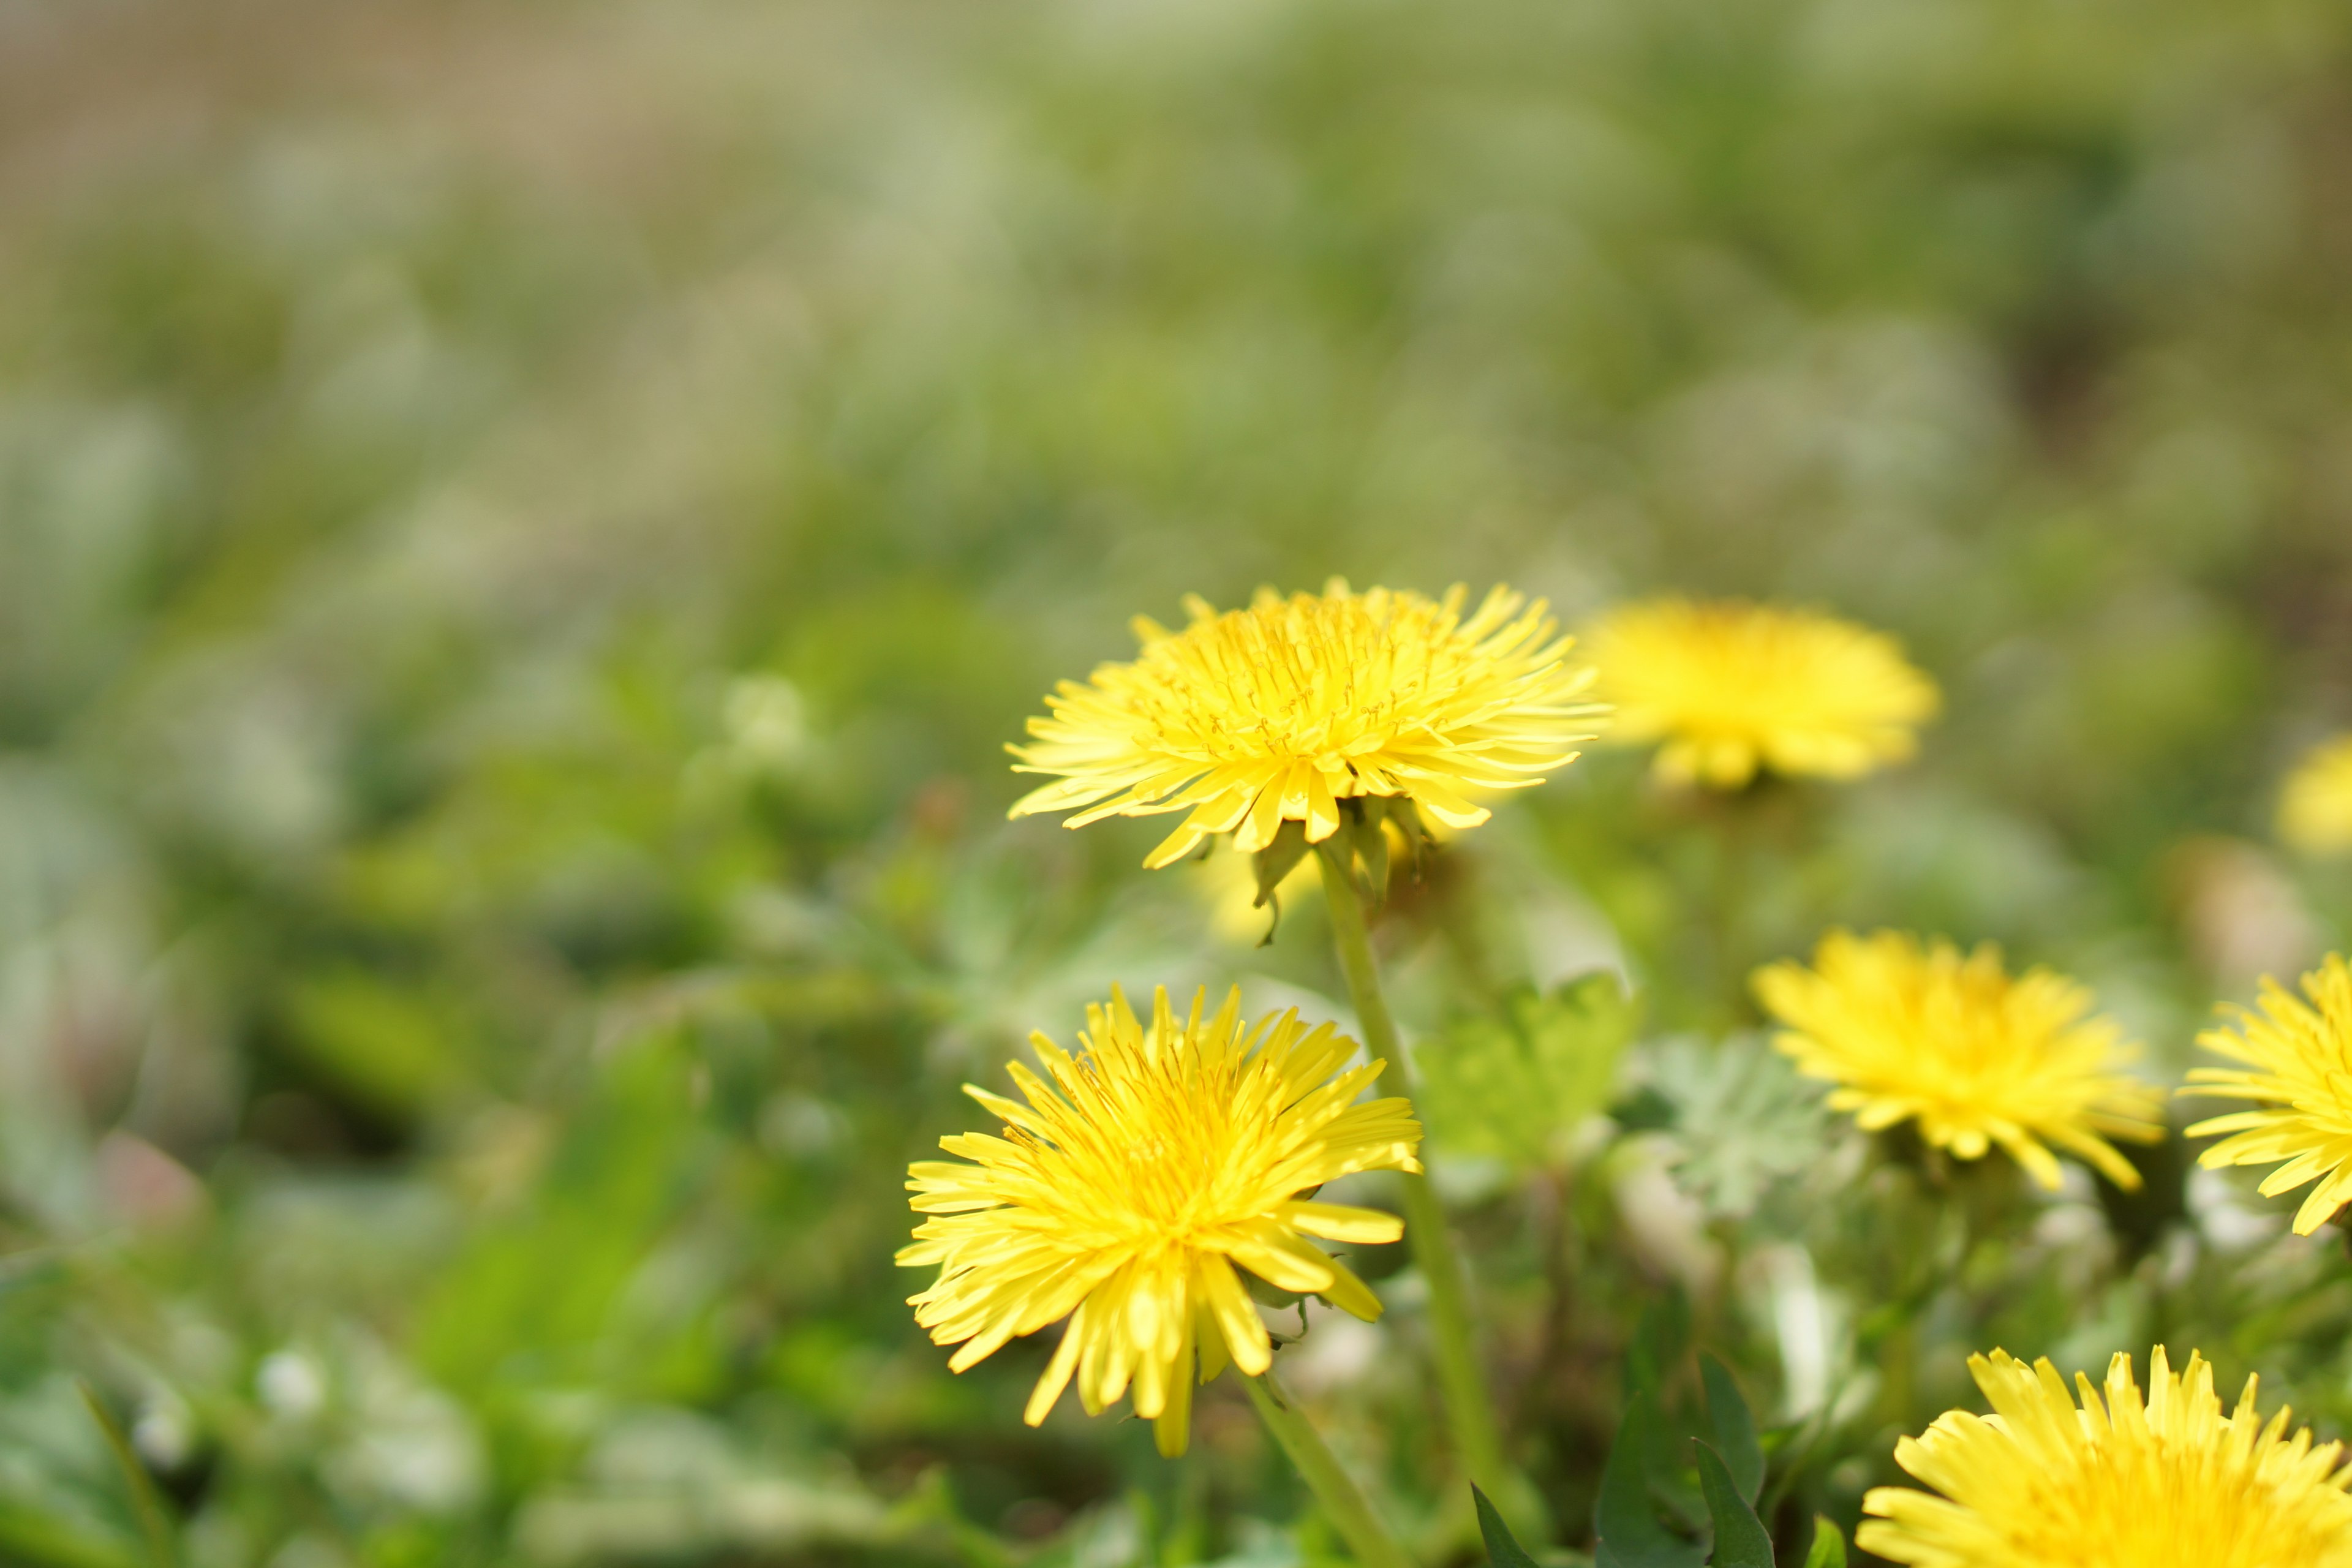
2184 956 2352 1235
1754 930 2163 1190
1008 581 1603 868
898 986 1420 1456
1861 1346 2352 1568
2280 736 2352 856
1585 597 1937 788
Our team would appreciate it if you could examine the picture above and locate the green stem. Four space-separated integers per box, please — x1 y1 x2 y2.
1245 1368 1415 1568
1708 794 1757 1023
1316 844 1515 1515
78 1381 175 1568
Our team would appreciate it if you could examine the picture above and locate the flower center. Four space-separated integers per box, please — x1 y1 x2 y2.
2007 1438 2349 1568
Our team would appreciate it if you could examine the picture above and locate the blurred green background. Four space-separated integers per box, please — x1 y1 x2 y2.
6 0 2352 1562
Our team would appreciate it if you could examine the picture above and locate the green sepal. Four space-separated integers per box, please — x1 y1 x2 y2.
1250 818 1311 944
1379 795 1433 878
1251 819 1310 908
1802 1517 1847 1568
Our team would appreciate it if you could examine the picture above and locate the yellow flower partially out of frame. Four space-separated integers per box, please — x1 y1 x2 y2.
2184 955 2352 1235
1585 597 1937 788
1754 930 2163 1191
2280 736 2352 856
1006 581 1604 868
898 986 1421 1456
1861 1346 2352 1568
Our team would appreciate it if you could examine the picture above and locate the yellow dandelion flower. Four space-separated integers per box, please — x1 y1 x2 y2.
2281 736 2352 856
2184 955 2352 1235
898 986 1421 1457
1861 1345 2352 1568
1753 930 2163 1190
1585 597 1937 788
1006 581 1603 869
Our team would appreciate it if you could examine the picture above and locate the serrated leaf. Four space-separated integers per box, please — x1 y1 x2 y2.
1474 1485 1540 1568
1694 1443 1771 1568
1700 1355 1763 1506
1413 971 1640 1169
1802 1517 1846 1568
1645 1034 1829 1219
1596 1390 1705 1568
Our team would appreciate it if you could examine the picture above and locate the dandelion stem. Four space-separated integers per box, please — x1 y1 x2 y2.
1315 842 1523 1530
1245 1366 1415 1568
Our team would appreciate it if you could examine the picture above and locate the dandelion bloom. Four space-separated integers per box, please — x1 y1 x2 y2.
1007 581 1602 868
2184 956 2352 1235
2280 736 2352 856
1585 597 1937 788
899 986 1420 1455
1861 1346 2352 1568
1754 930 2163 1190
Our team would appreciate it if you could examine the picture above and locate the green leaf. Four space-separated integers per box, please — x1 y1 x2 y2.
1474 1485 1539 1568
1648 1035 1829 1219
1626 1292 1690 1401
1700 1355 1763 1506
1694 1443 1771 1568
1413 971 1642 1169
276 965 472 1117
1802 1517 1847 1568
0 1501 143 1568
1596 1390 1705 1568
1624 1294 1702 1529
77 1382 173 1568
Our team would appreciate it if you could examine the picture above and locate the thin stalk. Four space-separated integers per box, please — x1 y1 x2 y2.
78 1381 175 1568
1245 1368 1415 1568
1316 844 1518 1520
1706 793 1758 1024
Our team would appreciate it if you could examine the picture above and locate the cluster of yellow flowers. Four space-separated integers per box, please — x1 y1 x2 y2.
894 578 2352 1562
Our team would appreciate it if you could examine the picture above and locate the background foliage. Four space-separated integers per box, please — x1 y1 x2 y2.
4 0 2352 1562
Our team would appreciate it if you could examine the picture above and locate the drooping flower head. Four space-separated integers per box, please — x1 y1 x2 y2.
2184 955 2352 1235
2280 736 2352 856
899 986 1421 1455
1007 581 1603 868
1861 1346 2352 1568
1585 597 1937 788
1753 930 2163 1190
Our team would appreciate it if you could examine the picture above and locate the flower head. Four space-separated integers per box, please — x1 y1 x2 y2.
1861 1346 2352 1568
1008 581 1602 868
2280 736 2352 856
1585 597 1937 788
1753 930 2163 1190
2184 956 2352 1235
899 986 1420 1455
